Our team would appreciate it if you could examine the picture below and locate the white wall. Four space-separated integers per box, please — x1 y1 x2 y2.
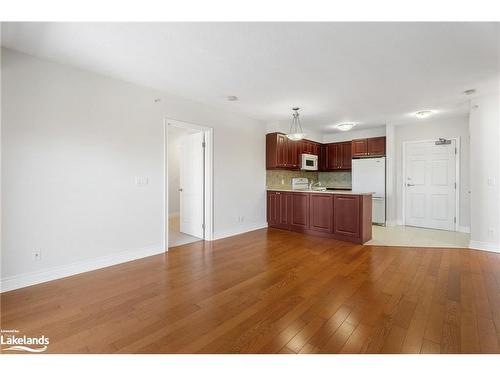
392 116 471 230
469 94 500 251
322 126 386 143
1 48 267 290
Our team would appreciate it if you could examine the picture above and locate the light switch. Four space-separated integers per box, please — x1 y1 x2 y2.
135 176 149 186
487 177 496 186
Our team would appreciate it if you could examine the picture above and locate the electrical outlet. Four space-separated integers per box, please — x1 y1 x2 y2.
33 249 42 261
488 228 495 238
237 216 245 222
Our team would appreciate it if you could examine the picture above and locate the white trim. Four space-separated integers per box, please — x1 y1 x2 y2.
164 118 214 250
402 137 460 231
213 223 268 241
0 244 164 293
458 226 471 234
469 240 499 253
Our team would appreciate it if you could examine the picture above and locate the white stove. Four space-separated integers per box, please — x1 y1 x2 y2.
291 177 309 190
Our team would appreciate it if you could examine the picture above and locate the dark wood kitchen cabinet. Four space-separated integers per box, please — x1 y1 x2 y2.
266 133 289 169
309 194 334 233
266 191 289 229
333 194 372 243
367 136 386 156
333 195 360 237
266 133 320 170
319 145 328 171
323 141 352 170
287 138 300 169
289 192 310 231
340 141 352 169
267 191 372 244
352 137 386 157
352 139 368 157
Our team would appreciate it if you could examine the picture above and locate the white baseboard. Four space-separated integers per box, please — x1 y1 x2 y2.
469 240 499 253
213 222 268 241
0 244 164 293
458 226 471 234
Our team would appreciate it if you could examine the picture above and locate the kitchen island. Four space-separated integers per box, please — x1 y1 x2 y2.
267 189 372 244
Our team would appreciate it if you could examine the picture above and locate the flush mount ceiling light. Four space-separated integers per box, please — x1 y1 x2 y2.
227 95 238 101
415 110 433 119
336 122 356 131
286 107 306 141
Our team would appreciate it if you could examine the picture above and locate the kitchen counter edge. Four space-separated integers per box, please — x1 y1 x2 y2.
266 188 373 196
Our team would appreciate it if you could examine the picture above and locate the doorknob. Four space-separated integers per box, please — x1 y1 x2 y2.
406 183 415 187
179 188 183 192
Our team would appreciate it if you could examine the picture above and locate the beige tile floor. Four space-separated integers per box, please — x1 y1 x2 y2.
168 216 202 248
366 225 470 248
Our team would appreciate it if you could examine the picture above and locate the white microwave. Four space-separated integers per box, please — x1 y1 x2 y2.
301 153 318 171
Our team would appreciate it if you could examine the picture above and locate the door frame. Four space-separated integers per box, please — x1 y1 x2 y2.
163 118 214 250
401 137 460 231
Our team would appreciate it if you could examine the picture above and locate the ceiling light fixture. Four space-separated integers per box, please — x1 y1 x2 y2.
415 110 433 119
336 122 356 131
286 107 306 141
227 95 238 101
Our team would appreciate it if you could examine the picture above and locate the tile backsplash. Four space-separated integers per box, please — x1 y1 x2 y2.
318 171 352 189
266 170 352 189
266 170 318 189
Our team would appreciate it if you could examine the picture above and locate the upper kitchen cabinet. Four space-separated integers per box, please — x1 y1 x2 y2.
266 133 288 169
340 141 352 169
351 136 386 158
323 141 352 170
367 136 386 156
300 140 320 156
266 133 320 170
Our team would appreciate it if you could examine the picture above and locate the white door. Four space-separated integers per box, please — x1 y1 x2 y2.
404 139 457 231
179 132 204 238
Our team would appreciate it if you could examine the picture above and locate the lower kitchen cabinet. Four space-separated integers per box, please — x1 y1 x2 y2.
290 192 310 230
267 191 372 244
333 195 360 237
267 191 289 230
309 193 334 233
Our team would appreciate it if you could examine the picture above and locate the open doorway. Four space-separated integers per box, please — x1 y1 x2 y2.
165 119 213 249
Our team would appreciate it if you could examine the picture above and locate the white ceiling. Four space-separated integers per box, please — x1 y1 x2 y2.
2 22 499 133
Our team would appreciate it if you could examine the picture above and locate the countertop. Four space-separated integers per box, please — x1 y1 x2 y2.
267 188 373 196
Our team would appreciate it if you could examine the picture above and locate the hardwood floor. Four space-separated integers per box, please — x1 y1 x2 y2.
1 228 500 354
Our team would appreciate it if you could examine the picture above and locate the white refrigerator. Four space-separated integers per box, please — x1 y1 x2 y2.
352 157 386 225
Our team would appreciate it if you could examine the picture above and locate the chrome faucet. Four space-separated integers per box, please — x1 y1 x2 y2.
309 181 321 190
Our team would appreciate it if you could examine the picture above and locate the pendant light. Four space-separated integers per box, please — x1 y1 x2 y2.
286 107 306 141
